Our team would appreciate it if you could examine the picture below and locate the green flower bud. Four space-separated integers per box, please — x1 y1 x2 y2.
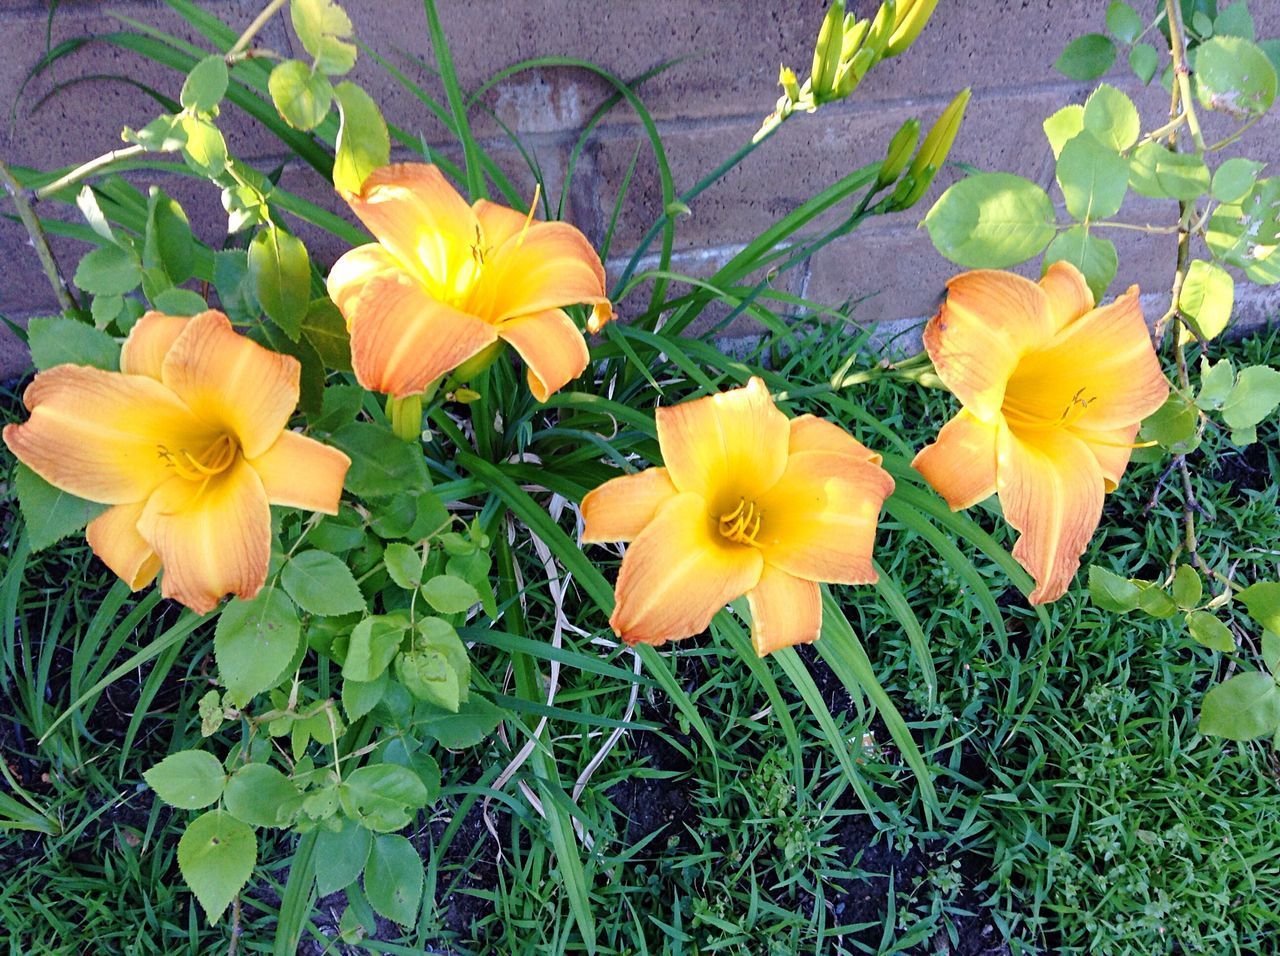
876 118 921 188
810 1 846 102
907 87 970 187
885 0 940 57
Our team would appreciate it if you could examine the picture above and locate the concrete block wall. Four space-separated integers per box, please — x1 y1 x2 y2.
1 0 1278 377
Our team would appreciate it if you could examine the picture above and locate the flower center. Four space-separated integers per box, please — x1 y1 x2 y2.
719 498 763 547
158 433 239 482
1002 386 1094 431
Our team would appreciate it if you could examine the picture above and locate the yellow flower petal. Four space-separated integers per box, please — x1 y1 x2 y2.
341 163 480 299
580 467 678 543
160 311 299 460
1005 286 1169 432
343 270 498 397
85 500 161 590
996 422 1104 604
327 243 405 329
655 377 790 506
1040 260 1094 331
754 450 894 585
788 414 881 464
3 365 216 505
473 198 531 250
248 430 349 514
120 311 190 379
924 270 1055 422
609 492 763 646
747 566 821 656
497 308 589 402
1074 422 1140 492
137 457 271 614
912 409 998 510
470 220 608 323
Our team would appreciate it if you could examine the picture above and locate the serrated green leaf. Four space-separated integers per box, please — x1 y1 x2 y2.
1211 157 1265 203
143 750 226 810
181 55 229 112
269 59 333 131
1264 631 1280 676
1172 565 1204 609
1043 104 1085 159
74 244 141 296
13 464 106 553
1221 365 1280 431
333 81 390 194
1129 42 1159 84
1083 83 1140 150
1106 1 1143 43
1195 35 1277 116
1044 225 1117 299
1088 566 1142 613
414 695 504 749
177 810 256 924
1140 392 1201 455
1197 356 1235 410
179 115 227 177
27 316 120 371
342 616 406 683
1214 1 1254 40
1137 583 1179 618
224 763 303 828
215 588 302 707
339 765 428 833
1240 582 1280 633
1187 610 1235 651
364 834 423 926
420 574 479 614
383 542 425 590
1179 259 1234 340
315 822 371 895
924 173 1056 268
1056 33 1117 81
1129 142 1210 200
341 671 387 722
248 225 310 341
1199 671 1280 740
281 550 365 616
300 297 352 371
291 0 357 75
1057 131 1128 220
330 422 430 498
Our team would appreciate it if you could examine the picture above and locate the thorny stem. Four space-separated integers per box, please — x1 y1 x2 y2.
227 897 243 956
0 156 79 313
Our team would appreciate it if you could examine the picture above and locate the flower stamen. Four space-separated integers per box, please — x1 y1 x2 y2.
719 498 763 546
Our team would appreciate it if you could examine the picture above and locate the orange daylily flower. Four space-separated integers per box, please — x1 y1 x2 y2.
327 163 611 402
912 262 1170 604
581 378 895 656
3 310 350 614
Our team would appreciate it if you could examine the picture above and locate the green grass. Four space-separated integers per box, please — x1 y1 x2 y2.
3 327 1279 955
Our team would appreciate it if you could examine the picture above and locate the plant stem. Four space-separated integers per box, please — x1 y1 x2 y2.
0 156 79 314
33 144 146 201
229 0 289 58
1165 0 1205 151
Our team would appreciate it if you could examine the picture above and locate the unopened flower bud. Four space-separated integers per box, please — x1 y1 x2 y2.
810 1 846 102
907 88 970 188
779 64 800 103
885 0 941 57
876 118 920 188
